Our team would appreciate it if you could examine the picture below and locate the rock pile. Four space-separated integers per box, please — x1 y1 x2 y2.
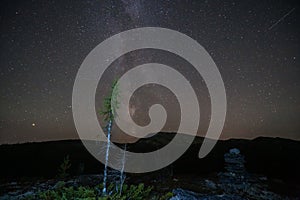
218 148 284 199
224 148 246 174
218 148 249 189
171 148 289 200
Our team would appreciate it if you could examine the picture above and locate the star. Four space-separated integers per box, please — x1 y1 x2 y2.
0 0 299 143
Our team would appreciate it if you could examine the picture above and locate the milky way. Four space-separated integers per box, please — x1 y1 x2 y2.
0 0 299 144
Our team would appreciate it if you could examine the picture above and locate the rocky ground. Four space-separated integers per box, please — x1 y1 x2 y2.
170 148 296 200
1 148 299 200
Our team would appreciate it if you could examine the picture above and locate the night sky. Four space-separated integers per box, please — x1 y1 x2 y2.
0 0 299 144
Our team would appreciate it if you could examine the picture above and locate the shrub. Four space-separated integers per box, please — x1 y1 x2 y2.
57 155 71 179
160 192 174 200
25 183 156 200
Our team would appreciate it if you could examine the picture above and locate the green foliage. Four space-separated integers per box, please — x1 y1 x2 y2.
57 155 71 179
26 183 156 200
159 192 174 200
99 80 119 122
112 183 153 200
97 183 153 200
36 186 96 200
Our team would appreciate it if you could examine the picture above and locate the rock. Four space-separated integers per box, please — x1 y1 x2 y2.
229 148 240 155
170 188 201 200
77 174 103 186
52 180 65 190
216 149 291 199
0 195 12 200
259 176 267 181
170 188 246 200
221 148 248 181
19 191 35 199
219 148 250 193
204 180 217 190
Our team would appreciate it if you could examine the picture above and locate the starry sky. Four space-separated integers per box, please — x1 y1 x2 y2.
0 0 299 144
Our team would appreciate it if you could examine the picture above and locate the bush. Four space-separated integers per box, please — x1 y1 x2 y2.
25 183 156 200
57 155 71 179
159 192 174 200
36 186 96 200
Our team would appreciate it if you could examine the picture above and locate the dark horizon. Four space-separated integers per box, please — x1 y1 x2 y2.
1 131 299 146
